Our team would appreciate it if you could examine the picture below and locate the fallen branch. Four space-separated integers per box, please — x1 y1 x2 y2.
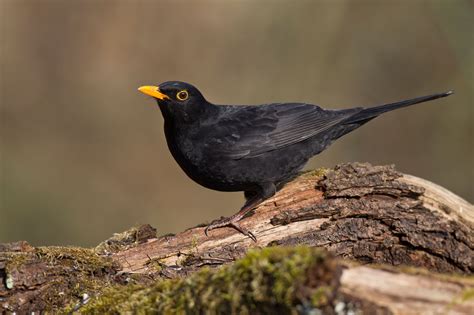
1 162 472 313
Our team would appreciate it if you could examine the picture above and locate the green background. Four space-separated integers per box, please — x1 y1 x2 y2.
1 0 472 246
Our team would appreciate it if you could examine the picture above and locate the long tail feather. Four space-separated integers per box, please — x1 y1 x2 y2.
345 91 453 124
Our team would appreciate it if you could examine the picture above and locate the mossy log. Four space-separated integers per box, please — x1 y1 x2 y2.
1 162 473 313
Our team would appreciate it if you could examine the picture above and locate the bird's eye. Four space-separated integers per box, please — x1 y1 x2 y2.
176 90 189 101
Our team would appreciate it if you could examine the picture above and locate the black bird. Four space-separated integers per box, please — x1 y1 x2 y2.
138 81 452 241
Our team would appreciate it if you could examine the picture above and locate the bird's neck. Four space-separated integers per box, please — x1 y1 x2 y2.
158 101 218 125
157 103 174 122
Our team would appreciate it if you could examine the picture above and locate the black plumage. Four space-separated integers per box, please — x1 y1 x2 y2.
138 81 452 240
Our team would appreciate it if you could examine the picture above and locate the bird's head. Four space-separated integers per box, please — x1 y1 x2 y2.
138 81 211 121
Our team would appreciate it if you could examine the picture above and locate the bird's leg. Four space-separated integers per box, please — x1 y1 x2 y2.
204 183 276 242
204 195 262 242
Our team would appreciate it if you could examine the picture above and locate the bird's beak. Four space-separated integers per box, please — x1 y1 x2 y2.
137 85 169 100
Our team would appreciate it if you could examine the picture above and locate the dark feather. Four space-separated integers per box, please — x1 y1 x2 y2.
201 103 360 159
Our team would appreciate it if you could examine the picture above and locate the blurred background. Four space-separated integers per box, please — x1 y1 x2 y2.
1 0 472 246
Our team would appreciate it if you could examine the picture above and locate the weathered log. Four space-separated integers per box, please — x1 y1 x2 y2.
113 162 473 276
66 248 474 314
1 162 473 313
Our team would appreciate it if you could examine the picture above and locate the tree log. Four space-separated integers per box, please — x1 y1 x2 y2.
1 162 473 313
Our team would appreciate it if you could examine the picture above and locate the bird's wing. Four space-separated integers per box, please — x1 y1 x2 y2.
201 103 360 159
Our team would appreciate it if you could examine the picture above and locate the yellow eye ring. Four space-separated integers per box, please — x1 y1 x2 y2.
176 90 189 101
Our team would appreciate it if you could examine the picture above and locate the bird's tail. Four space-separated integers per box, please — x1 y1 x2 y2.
344 91 453 124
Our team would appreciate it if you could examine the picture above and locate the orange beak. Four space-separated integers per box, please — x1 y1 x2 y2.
137 85 169 100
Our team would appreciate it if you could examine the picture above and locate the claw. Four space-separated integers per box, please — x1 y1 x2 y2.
204 219 257 242
246 230 257 242
229 222 257 242
203 195 263 242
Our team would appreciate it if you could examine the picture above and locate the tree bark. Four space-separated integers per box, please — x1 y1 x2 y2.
1 162 473 313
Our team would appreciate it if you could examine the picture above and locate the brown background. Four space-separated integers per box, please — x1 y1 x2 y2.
1 0 472 246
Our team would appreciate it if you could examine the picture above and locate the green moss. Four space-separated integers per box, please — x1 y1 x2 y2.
4 246 113 294
300 168 329 179
80 246 339 314
2 245 121 312
94 225 147 255
446 287 474 312
191 235 199 252
311 286 331 306
3 253 29 281
36 246 116 272
460 288 474 302
144 256 166 274
34 246 117 312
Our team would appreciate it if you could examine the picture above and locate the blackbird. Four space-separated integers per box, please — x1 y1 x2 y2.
138 81 452 241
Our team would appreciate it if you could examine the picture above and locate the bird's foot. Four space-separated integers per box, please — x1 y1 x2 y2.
204 217 256 242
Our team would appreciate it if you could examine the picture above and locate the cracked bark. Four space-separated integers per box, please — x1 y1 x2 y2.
1 162 473 313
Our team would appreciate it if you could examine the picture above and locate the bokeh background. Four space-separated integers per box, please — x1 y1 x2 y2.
1 0 472 246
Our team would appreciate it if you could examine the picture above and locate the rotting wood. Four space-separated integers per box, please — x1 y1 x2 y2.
1 162 473 313
113 163 473 276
